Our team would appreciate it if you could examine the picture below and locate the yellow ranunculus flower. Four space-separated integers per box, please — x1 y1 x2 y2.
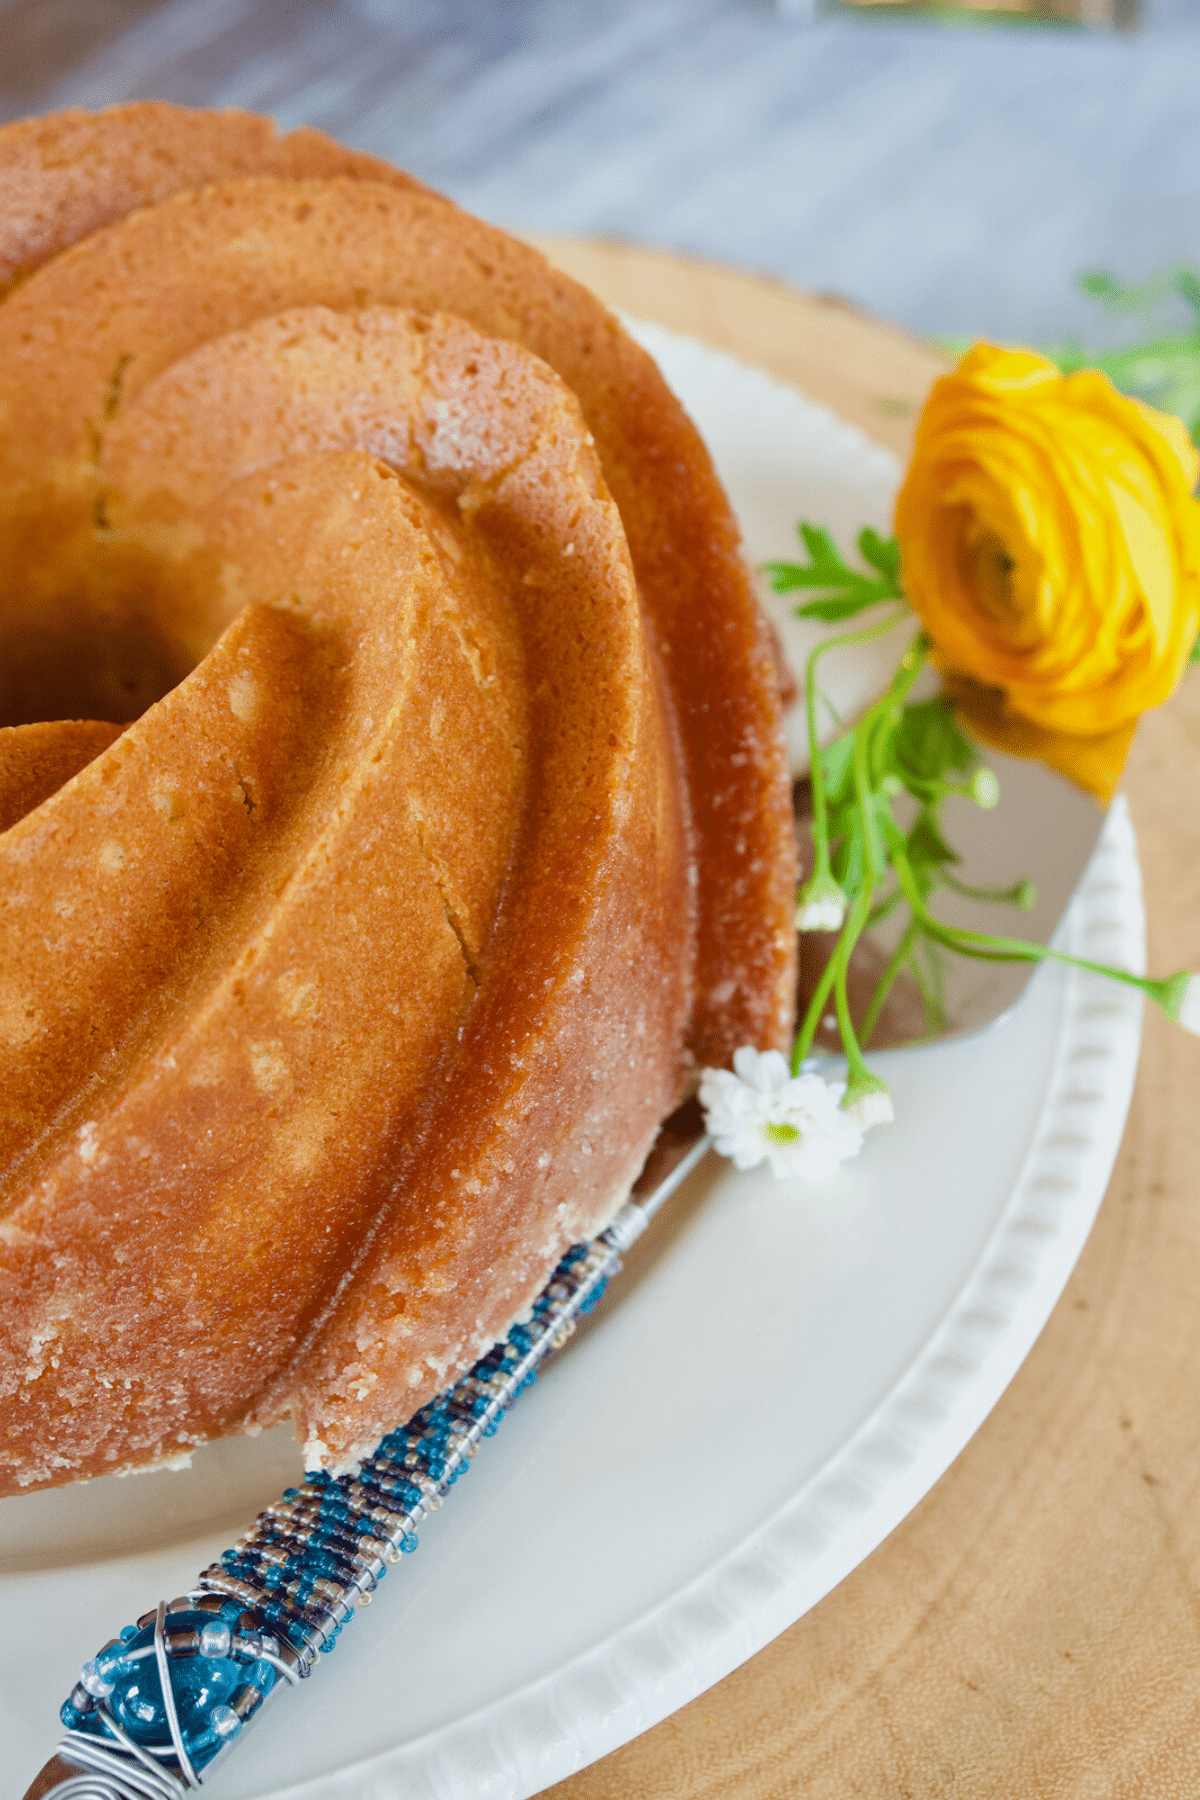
894 342 1200 800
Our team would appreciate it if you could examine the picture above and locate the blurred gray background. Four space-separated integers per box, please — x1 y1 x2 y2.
2 0 1198 350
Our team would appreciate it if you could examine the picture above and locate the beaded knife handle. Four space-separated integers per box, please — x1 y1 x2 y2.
22 1132 709 1800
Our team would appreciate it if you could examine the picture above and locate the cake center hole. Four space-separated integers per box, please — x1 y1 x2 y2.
0 600 196 728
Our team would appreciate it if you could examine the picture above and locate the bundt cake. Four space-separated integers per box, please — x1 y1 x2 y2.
0 104 797 1494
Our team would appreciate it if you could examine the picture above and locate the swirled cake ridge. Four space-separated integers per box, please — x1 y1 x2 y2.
0 105 797 1492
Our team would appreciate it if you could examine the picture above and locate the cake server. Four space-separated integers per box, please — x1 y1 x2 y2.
20 1127 710 1800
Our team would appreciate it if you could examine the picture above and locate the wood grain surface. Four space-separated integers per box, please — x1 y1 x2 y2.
527 236 1200 1800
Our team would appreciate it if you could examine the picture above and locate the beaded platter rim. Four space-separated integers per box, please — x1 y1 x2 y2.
6 330 1146 1800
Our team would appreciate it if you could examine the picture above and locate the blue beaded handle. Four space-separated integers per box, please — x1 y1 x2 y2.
22 1133 709 1800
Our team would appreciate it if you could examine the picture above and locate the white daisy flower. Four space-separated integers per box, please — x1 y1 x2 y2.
699 1045 865 1181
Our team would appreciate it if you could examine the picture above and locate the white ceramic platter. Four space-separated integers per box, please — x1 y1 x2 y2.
2 325 1145 1800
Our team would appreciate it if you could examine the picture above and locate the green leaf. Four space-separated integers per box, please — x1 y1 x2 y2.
830 828 865 894
794 592 889 623
1190 632 1200 666
1038 267 1200 438
1178 268 1200 323
1052 340 1091 375
865 710 905 790
799 522 833 557
1077 268 1179 313
762 560 807 593
762 561 856 595
893 695 978 787
856 528 901 585
762 522 905 622
819 731 858 807
906 809 960 871
1084 336 1200 429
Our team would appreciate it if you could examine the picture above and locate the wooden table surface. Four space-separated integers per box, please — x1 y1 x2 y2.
526 237 1200 1800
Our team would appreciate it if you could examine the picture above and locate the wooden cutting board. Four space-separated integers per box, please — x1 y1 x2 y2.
526 236 1200 1800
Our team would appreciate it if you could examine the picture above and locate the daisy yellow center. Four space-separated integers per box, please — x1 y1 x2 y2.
763 1121 801 1144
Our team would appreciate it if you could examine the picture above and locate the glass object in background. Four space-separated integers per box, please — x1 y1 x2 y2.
814 0 1140 24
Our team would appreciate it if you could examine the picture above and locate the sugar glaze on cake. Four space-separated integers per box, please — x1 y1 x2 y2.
0 105 797 1493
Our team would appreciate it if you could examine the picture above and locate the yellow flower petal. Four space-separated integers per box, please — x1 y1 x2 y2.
896 341 1200 796
945 673 1135 804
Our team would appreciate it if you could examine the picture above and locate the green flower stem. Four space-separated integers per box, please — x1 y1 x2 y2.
866 887 904 929
940 870 1036 909
852 707 885 885
793 626 928 1082
827 638 930 1079
840 676 925 1080
824 629 930 785
804 607 908 892
790 950 839 1077
832 924 873 1093
878 628 930 712
882 816 1169 1007
907 938 946 1036
861 919 919 1047
790 881 873 1076
826 630 930 883
831 893 877 1075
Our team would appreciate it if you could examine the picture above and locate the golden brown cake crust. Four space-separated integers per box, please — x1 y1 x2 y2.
0 719 123 831
0 311 694 1487
0 105 797 1490
0 102 420 288
0 105 797 1065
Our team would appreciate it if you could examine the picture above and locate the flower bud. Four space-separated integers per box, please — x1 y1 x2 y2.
1169 973 1200 1035
1182 978 1200 1035
842 1074 894 1130
1150 970 1200 1033
795 870 847 934
970 768 1000 809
